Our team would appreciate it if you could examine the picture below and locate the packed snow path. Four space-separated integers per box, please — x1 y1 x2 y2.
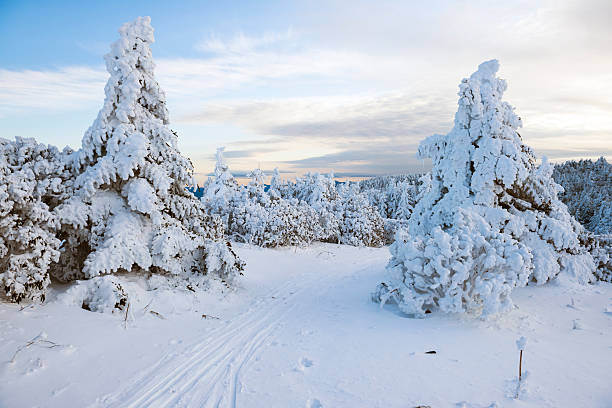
97 247 352 408
1 244 611 407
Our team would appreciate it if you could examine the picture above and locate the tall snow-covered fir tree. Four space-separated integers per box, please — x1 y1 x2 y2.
56 17 243 283
374 60 595 317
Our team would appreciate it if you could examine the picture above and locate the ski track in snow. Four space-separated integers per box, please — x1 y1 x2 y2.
94 254 366 408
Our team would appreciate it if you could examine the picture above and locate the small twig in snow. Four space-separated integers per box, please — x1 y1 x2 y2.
201 314 220 320
149 310 166 319
10 336 65 364
123 302 131 329
142 298 154 313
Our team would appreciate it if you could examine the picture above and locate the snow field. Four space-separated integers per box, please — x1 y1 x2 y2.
1 243 611 407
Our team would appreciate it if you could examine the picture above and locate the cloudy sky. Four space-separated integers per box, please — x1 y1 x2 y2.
1 0 611 182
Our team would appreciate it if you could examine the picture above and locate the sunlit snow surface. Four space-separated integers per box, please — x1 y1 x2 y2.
1 243 610 407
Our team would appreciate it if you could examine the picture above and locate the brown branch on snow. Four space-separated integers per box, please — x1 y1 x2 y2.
10 336 66 364
149 310 166 319
142 298 154 313
123 302 131 329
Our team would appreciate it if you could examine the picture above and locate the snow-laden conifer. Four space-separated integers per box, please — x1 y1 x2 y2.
227 168 319 247
268 167 287 200
292 173 340 243
336 183 385 247
374 60 594 317
0 137 72 302
201 147 241 231
552 157 611 234
56 17 243 283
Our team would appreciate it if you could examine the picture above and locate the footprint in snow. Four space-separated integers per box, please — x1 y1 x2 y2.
296 357 313 371
306 398 323 408
572 319 584 330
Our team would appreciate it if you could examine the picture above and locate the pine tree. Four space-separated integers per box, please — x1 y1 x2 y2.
374 60 594 317
55 17 243 283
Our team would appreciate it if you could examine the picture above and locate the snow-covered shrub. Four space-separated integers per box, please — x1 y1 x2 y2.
0 137 72 303
55 17 243 284
200 158 392 248
336 184 385 247
358 174 421 220
225 168 319 247
553 157 611 234
62 275 128 313
356 175 420 242
582 234 612 282
201 147 242 232
374 60 595 317
268 167 290 199
291 173 341 243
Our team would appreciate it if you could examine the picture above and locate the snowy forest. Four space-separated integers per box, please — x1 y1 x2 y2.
1 15 611 408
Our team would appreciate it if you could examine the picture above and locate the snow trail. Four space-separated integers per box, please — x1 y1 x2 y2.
95 246 383 408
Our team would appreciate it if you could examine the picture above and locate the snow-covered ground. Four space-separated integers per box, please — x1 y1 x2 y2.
1 243 611 408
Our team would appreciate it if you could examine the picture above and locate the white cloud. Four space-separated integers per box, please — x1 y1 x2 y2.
195 29 297 55
2 0 611 176
0 66 105 115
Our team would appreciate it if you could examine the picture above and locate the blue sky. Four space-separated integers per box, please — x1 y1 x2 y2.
1 0 611 182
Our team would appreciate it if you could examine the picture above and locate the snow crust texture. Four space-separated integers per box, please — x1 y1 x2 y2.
375 60 595 317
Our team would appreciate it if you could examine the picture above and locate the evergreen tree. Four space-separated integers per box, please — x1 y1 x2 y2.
56 17 243 283
202 147 241 232
336 183 385 247
293 173 340 243
552 157 611 234
374 60 594 317
0 137 72 302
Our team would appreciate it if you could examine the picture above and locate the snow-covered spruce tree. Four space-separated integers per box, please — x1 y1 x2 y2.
390 180 417 221
268 167 289 200
374 60 594 317
357 174 422 220
292 172 340 243
0 137 73 302
552 157 611 234
55 17 243 284
201 147 241 233
229 168 269 244
335 183 385 247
